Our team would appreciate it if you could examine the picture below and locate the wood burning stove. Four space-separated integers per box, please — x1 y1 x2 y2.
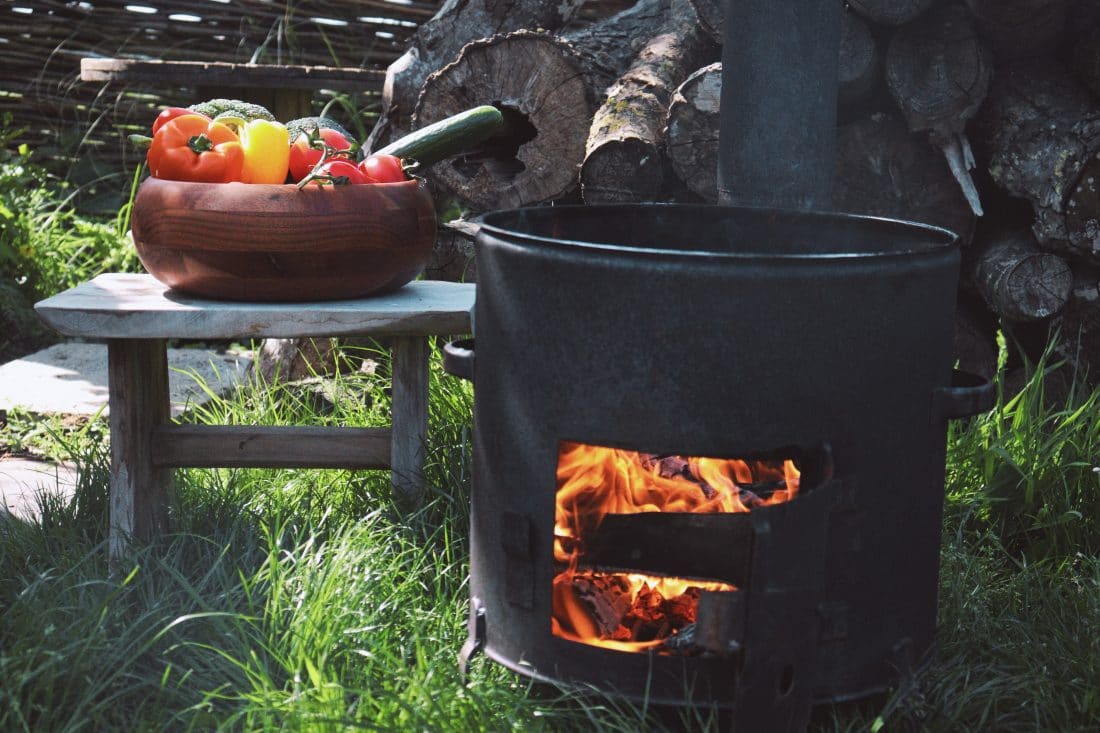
443 204 993 729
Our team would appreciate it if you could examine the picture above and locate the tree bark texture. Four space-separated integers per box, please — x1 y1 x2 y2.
973 57 1100 263
848 0 936 27
954 295 999 381
413 0 672 211
972 227 1074 322
412 31 594 211
832 112 976 246
365 0 586 152
885 3 991 215
686 0 721 42
1068 6 1100 100
1051 264 1100 386
580 0 716 203
664 16 883 206
965 0 1068 59
838 10 881 110
665 62 722 202
689 0 880 113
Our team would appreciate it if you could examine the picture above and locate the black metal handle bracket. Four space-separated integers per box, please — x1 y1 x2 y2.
442 338 475 382
932 369 994 421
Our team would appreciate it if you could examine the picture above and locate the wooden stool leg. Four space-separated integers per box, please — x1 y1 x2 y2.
390 335 429 507
108 338 172 566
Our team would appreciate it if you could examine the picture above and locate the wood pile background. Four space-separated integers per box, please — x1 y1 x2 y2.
374 0 1100 385
6 0 1100 381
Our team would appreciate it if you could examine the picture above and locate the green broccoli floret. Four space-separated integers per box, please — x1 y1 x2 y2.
188 98 275 122
285 116 353 141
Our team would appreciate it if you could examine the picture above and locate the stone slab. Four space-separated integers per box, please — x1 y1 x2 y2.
0 456 78 521
0 341 251 417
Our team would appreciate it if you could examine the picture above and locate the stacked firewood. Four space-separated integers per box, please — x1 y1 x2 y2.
371 0 1100 382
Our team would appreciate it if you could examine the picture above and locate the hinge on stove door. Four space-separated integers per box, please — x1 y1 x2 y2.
731 473 852 733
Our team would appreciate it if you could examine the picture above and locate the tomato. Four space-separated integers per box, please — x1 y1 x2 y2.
358 154 408 183
152 107 207 135
288 128 353 182
146 114 244 183
304 159 367 186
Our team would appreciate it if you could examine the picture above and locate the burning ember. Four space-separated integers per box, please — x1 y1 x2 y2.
552 441 801 652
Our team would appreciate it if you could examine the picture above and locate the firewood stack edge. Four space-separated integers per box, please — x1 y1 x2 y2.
383 0 1100 387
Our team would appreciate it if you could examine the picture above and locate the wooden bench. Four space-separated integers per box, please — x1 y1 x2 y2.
35 274 475 563
80 58 385 121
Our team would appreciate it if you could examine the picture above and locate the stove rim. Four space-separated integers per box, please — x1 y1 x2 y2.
476 203 959 262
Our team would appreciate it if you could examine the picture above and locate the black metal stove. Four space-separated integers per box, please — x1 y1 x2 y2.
443 203 991 729
441 2 993 729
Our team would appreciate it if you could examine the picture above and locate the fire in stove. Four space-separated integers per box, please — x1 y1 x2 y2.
551 441 801 653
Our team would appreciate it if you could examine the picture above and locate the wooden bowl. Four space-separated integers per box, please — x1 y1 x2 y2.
130 176 437 301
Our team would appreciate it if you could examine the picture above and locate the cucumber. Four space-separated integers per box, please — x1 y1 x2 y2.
376 105 504 167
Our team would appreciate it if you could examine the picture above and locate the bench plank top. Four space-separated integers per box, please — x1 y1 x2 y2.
80 58 384 92
35 274 475 339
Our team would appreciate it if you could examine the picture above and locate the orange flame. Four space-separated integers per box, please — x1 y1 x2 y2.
552 442 800 651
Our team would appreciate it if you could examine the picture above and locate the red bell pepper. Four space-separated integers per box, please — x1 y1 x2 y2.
146 114 245 183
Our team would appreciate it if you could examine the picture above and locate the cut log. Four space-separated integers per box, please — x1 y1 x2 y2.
365 0 586 152
426 220 478 283
1050 264 1100 386
666 8 882 203
580 0 716 203
1068 7 1100 99
666 62 722 202
411 31 592 211
972 227 1073 322
885 3 992 216
254 337 366 382
413 0 670 211
847 0 935 26
965 0 1068 58
686 0 721 42
973 57 1100 263
833 112 977 246
687 3 879 109
838 10 881 110
564 0 672 94
954 295 999 382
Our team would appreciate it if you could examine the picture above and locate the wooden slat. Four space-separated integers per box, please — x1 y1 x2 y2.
390 336 429 507
35 274 475 340
108 339 173 566
152 424 392 469
80 58 385 92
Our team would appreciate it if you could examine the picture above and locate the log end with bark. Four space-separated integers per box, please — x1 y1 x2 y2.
413 31 596 211
966 0 1068 59
665 62 721 202
848 0 936 27
833 112 977 246
972 227 1074 322
974 57 1100 263
886 3 992 216
580 0 716 203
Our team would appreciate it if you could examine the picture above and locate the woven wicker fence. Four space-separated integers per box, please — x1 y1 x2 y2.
1 0 439 209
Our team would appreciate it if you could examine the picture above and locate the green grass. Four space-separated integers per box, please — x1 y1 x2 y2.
1 342 1098 731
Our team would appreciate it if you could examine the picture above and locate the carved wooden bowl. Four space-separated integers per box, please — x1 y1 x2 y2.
130 176 437 301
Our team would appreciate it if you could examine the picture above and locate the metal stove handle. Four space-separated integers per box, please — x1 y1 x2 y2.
932 369 994 421
442 338 474 382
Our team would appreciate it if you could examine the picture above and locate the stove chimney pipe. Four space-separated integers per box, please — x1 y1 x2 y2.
717 0 842 211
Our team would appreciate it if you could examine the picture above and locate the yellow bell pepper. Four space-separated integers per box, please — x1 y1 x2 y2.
215 116 290 184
